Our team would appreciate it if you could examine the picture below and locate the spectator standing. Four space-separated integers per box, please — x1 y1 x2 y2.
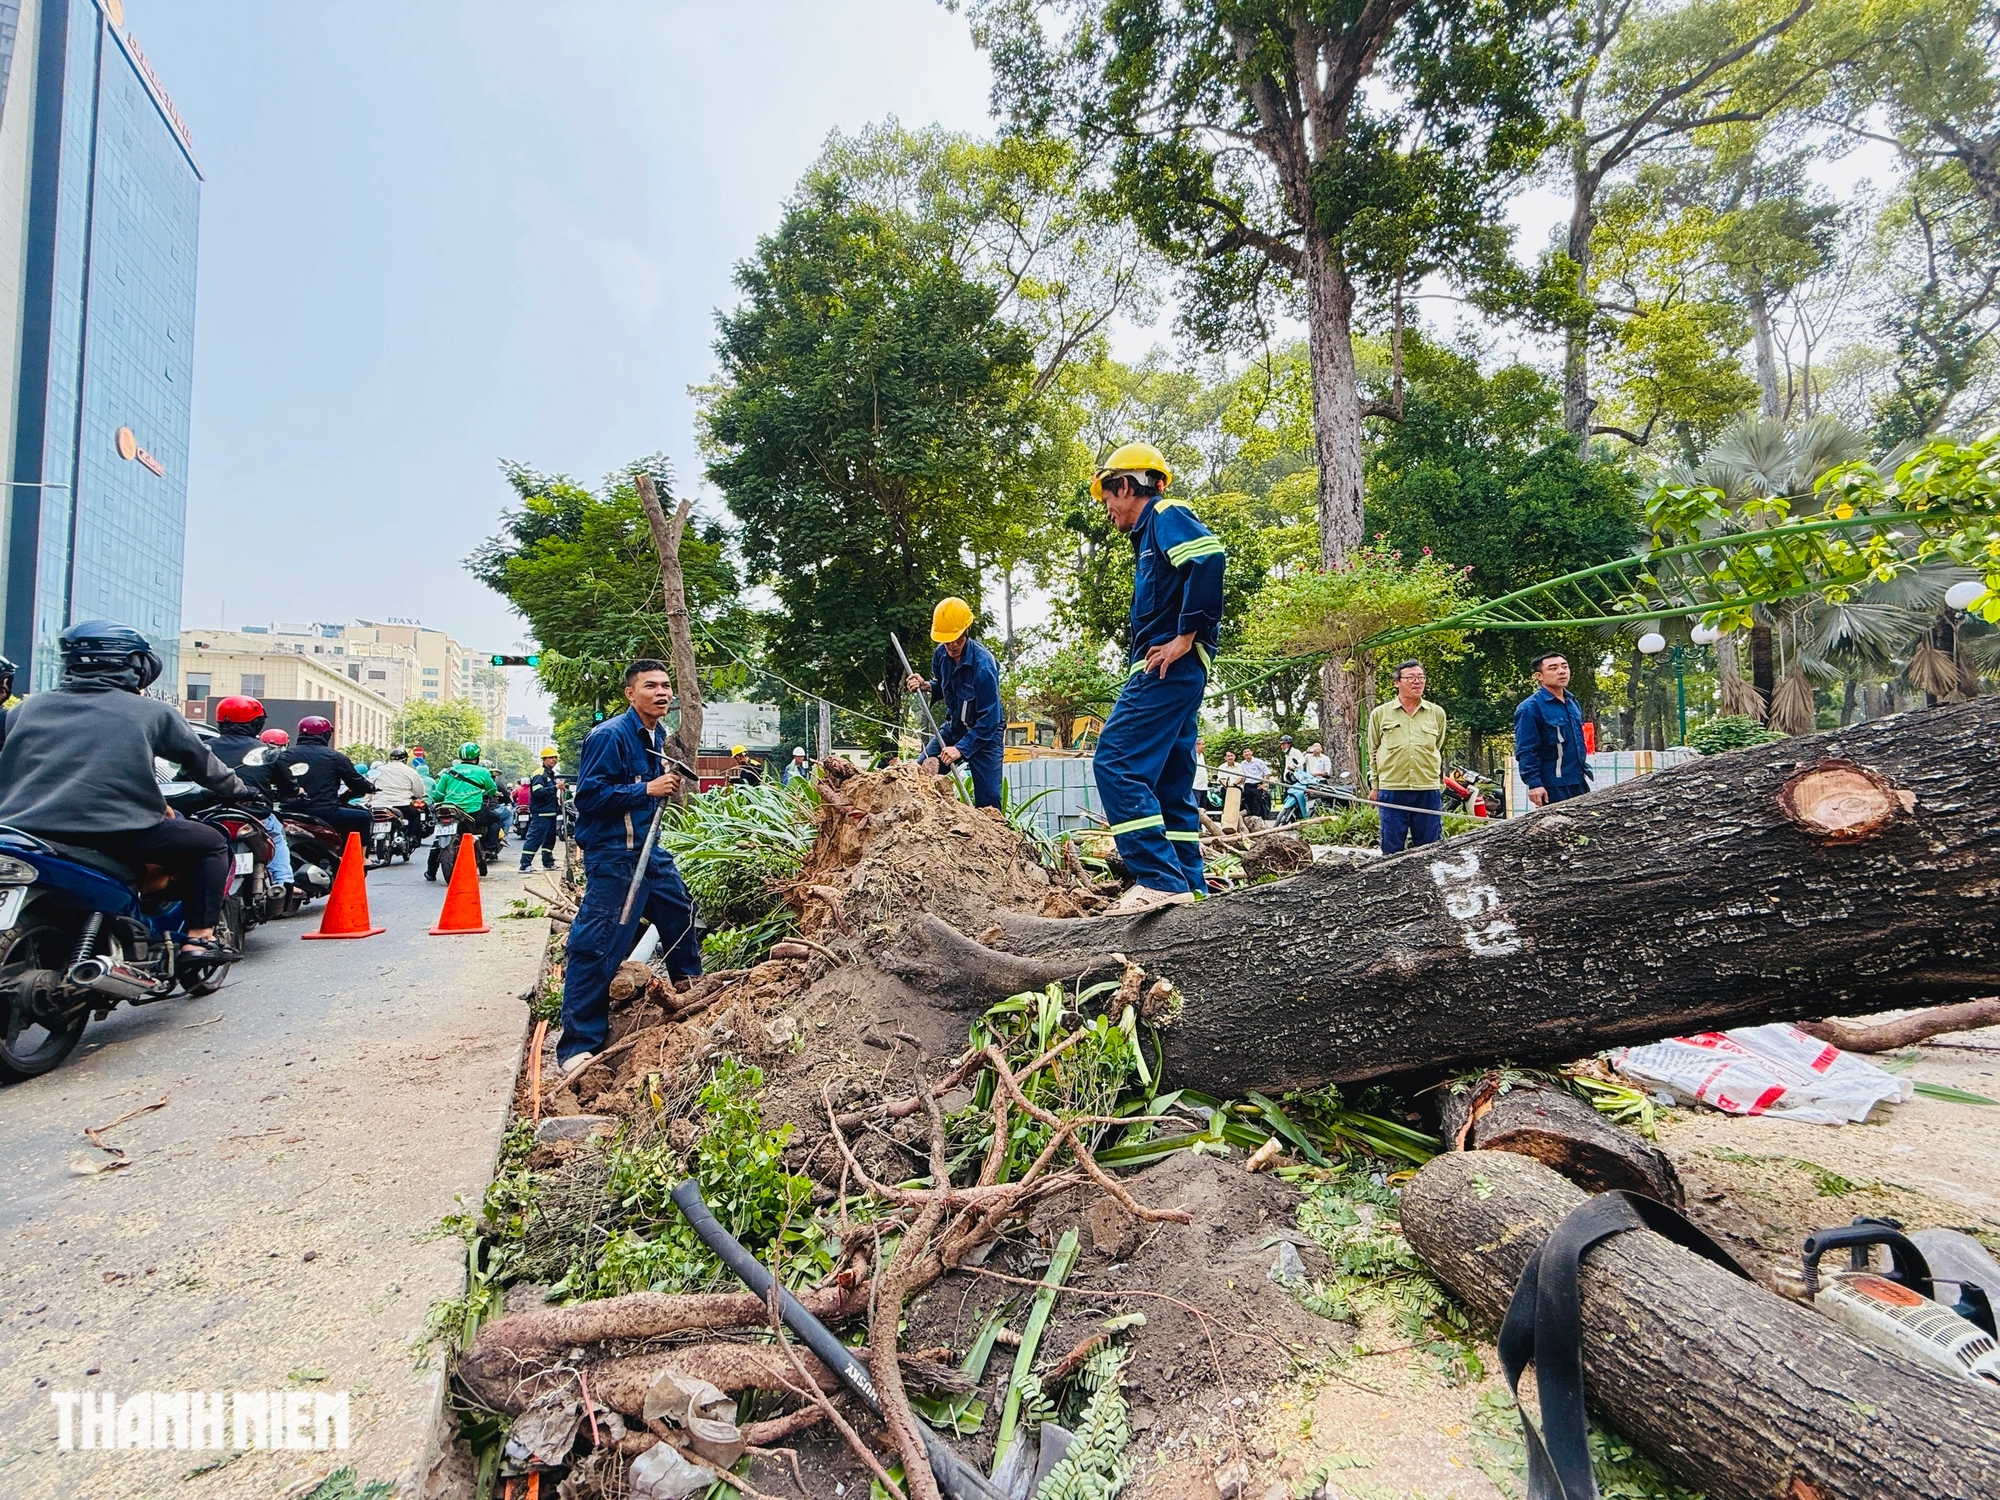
1238 749 1272 820
1513 653 1592 806
1192 738 1210 808
1304 741 1332 780
1368 660 1449 855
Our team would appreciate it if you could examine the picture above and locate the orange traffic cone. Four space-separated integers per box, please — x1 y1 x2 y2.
430 834 491 935
301 832 386 940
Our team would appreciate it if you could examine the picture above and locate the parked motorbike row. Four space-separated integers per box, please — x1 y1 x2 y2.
0 742 527 1085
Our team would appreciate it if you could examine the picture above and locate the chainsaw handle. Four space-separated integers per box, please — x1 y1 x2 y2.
1801 1222 1934 1301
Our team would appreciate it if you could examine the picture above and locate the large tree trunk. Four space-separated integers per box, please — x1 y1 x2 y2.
1563 140 1597 449
1304 226 1366 782
1402 1152 2000 1500
1748 281 1783 417
635 474 704 772
886 699 2000 1096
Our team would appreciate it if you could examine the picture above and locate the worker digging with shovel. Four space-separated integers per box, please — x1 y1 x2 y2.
1089 441 1227 912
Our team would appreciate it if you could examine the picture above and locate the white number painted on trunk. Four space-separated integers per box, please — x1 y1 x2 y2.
1429 849 1522 957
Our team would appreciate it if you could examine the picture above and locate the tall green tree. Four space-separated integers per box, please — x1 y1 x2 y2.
1363 333 1641 759
702 179 1039 719
470 456 747 721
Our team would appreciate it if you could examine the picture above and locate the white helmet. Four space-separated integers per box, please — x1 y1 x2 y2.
792 746 807 756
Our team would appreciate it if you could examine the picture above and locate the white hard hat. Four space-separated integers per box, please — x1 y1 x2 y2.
792 746 807 756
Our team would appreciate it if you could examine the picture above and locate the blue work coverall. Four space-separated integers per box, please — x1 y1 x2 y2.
519 768 563 870
920 637 1006 808
1093 497 1227 894
559 711 703 1067
1513 686 1592 804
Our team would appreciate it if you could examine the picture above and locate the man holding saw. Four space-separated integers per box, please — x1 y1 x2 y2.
902 595 1005 810
556 658 704 1082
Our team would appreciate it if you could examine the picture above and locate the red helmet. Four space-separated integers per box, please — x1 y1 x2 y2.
260 728 290 746
297 715 334 742
212 694 266 727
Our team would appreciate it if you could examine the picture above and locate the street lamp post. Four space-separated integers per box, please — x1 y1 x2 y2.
1637 630 1688 746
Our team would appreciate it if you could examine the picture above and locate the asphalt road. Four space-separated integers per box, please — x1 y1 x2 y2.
0 850 548 1499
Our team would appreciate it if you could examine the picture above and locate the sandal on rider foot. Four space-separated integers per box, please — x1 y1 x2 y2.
179 936 241 963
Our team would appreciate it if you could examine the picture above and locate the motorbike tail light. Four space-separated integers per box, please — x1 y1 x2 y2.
216 817 255 840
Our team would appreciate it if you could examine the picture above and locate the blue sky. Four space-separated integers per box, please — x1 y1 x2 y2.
139 1 997 713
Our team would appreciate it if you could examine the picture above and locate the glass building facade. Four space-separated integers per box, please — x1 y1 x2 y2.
0 0 199 691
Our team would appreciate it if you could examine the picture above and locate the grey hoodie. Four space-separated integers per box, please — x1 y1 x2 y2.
0 682 247 835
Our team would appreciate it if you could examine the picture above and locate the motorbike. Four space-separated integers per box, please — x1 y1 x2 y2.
427 804 488 883
1442 766 1501 819
163 782 290 932
1276 771 1358 826
0 821 250 1082
366 802 414 866
277 805 342 907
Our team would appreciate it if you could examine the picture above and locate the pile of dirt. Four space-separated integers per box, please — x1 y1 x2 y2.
795 759 1075 940
905 1149 1343 1465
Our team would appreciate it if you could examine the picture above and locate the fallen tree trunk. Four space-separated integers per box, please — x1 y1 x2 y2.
1438 1075 1682 1206
1402 1151 2000 1500
887 700 2000 1094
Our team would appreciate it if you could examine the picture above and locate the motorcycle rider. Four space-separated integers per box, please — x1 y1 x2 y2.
0 653 17 753
368 746 429 847
0 621 250 960
209 695 300 891
426 742 502 878
518 746 564 871
289 715 376 856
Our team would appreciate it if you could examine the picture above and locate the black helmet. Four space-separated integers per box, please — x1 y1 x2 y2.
59 620 161 692
0 653 15 698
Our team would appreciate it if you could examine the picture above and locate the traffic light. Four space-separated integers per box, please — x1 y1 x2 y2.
490 653 541 667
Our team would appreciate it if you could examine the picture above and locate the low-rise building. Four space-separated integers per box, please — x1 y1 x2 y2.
179 632 395 749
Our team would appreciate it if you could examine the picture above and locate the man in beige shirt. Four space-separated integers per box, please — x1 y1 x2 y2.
1367 660 1448 855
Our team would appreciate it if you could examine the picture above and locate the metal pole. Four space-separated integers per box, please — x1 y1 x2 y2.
1672 645 1687 745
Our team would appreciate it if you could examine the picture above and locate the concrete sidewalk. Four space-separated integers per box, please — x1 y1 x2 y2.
0 858 546 1498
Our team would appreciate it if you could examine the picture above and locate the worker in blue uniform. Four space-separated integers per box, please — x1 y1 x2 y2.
903 595 1006 809
1089 441 1227 912
556 658 703 1080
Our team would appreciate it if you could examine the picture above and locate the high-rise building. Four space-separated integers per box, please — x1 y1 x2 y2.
0 0 199 690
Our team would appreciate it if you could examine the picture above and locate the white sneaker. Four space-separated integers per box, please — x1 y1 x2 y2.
1109 885 1197 914
558 1050 597 1081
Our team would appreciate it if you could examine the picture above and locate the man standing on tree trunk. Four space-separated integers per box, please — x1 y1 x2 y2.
1368 660 1449 855
1089 441 1227 912
1514 653 1592 807
556 659 704 1083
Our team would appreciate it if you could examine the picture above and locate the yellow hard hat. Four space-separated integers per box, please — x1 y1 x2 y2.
731 744 748 756
1089 441 1174 500
931 596 974 643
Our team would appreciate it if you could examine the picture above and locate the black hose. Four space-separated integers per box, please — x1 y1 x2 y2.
670 1180 1005 1500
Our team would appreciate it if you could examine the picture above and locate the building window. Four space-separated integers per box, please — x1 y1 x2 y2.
240 675 265 696
369 670 386 680
185 673 211 701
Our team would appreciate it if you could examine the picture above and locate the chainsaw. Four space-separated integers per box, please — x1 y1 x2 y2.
1801 1217 2000 1386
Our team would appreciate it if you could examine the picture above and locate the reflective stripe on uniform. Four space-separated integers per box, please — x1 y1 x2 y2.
1106 813 1166 836
1166 536 1226 567
1163 829 1201 842
1154 498 1194 513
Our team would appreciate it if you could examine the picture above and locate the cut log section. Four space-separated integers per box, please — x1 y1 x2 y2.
1438 1075 1682 1206
886 699 2000 1095
1402 1151 2000 1500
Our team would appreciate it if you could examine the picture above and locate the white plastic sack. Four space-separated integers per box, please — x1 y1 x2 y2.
1609 1023 1912 1125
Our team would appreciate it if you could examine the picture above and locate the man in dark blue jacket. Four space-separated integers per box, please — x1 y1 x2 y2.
1089 441 1226 911
903 595 1005 808
1513 652 1593 807
556 660 703 1079
518 746 565 871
